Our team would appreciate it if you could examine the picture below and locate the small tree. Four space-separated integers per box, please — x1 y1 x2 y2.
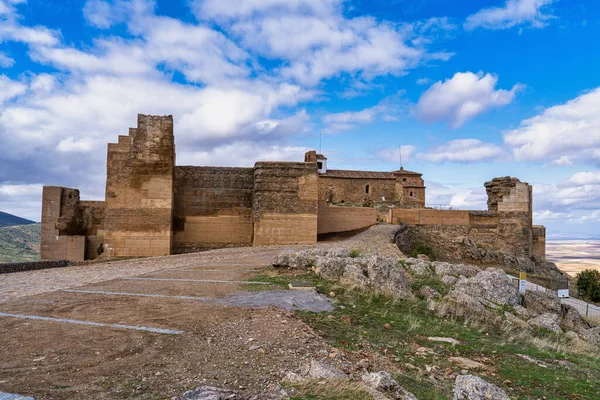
576 269 600 303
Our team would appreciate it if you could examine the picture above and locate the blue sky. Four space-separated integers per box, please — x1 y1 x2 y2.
0 0 600 238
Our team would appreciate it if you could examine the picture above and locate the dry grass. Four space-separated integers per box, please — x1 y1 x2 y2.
291 380 377 400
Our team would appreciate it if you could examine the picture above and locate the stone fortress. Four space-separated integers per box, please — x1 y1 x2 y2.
40 114 546 262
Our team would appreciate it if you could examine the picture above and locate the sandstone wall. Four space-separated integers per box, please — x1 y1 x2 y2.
317 202 377 234
104 114 175 257
392 177 545 260
172 166 254 253
253 162 318 245
532 225 546 259
389 208 470 226
318 177 396 203
40 186 87 261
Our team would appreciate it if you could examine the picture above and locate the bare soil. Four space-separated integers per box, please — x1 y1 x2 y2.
0 246 329 399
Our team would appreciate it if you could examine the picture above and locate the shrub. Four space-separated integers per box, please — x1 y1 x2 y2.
408 245 435 260
349 249 361 258
576 269 600 303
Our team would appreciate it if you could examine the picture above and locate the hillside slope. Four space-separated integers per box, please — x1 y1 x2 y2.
0 223 41 263
0 211 36 228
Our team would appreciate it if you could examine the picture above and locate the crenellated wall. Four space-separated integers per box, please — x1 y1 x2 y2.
104 114 175 257
172 166 254 253
390 177 544 259
39 115 546 262
253 162 319 245
40 186 86 261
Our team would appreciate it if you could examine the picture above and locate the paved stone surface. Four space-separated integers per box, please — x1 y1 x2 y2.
0 246 308 303
0 393 34 400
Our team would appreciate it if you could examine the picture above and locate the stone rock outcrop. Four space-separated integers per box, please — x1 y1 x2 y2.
304 360 349 380
432 262 481 278
528 313 562 333
361 371 419 400
452 375 510 400
453 268 519 307
559 304 591 334
274 248 413 299
579 327 600 346
524 290 561 317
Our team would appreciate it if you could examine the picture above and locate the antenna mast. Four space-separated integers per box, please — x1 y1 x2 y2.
398 145 403 170
319 133 322 154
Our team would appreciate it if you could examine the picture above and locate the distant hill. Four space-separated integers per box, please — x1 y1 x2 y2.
0 211 36 228
0 223 41 263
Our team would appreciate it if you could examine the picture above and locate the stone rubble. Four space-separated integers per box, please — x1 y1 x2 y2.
452 375 511 400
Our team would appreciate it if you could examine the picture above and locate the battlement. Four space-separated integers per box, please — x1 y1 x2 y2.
40 114 545 262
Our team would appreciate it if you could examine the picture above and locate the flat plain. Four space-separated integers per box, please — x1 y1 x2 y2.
547 240 600 277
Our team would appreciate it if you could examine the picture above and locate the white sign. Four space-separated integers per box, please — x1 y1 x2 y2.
519 272 527 294
558 289 569 298
519 280 527 294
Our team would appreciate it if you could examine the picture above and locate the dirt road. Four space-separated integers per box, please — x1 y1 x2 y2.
0 246 331 399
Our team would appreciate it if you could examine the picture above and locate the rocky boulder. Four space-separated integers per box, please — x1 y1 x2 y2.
275 249 413 299
453 268 519 307
524 290 561 317
580 327 600 346
362 371 419 400
433 262 481 278
528 313 562 333
418 286 440 300
452 375 510 400
404 258 433 276
559 304 591 334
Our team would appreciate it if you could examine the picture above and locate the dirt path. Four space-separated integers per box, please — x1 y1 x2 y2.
0 245 331 399
0 225 405 399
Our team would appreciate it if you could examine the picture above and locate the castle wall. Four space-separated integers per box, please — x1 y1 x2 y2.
318 177 396 203
391 177 543 260
317 202 377 234
40 186 86 261
532 225 546 259
172 166 254 253
253 162 318 245
104 114 175 257
389 209 470 226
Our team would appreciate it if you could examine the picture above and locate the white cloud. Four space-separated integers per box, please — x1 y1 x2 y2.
564 171 600 187
193 0 341 20
0 183 42 221
504 87 600 162
374 145 417 164
425 181 488 209
547 155 575 166
178 141 309 166
0 183 42 197
0 0 59 46
0 0 456 220
418 139 505 163
534 210 571 221
0 52 15 67
192 0 451 86
415 71 524 128
0 0 25 16
322 91 407 133
416 78 431 85
465 0 554 30
0 75 26 104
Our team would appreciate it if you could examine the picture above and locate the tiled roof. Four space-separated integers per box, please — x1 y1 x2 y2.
390 168 422 176
321 169 396 179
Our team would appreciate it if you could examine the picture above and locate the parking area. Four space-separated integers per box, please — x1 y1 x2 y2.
0 246 330 399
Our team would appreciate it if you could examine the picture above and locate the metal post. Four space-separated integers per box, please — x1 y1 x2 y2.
586 302 589 317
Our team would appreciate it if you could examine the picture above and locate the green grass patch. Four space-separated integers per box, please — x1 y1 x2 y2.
253 270 600 400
